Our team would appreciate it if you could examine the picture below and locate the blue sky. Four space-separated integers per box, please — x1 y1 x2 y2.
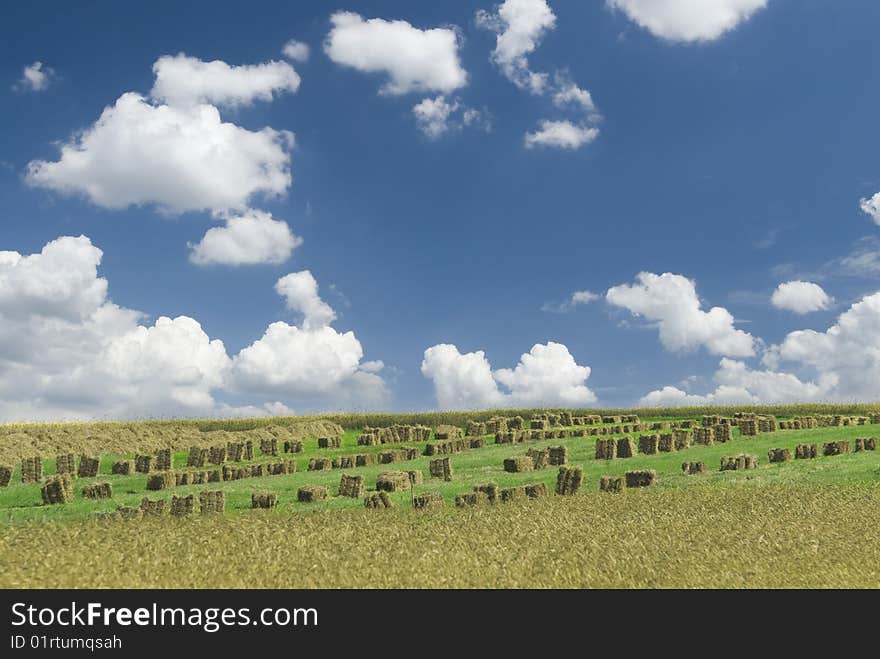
2 0 880 421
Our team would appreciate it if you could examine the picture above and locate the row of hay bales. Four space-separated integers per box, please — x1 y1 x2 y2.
96 491 228 520
145 460 297 491
39 475 113 505
599 470 657 493
455 481 549 507
424 436 485 455
769 438 876 462
307 447 421 472
357 424 432 446
778 415 871 430
502 446 569 473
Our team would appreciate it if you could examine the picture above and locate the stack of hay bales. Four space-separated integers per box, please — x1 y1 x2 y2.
650 421 672 431
423 438 471 456
677 420 696 429
298 485 328 503
757 416 778 433
0 465 11 487
526 448 549 470
530 418 549 430
199 490 225 514
455 491 488 507
135 455 153 474
251 464 265 478
469 437 486 449
693 427 714 445
187 446 208 467
251 492 277 509
266 461 295 476
622 414 640 424
364 492 393 509
111 459 134 474
625 470 656 488
357 432 380 446
41 474 73 504
524 483 548 498
226 442 245 462
702 415 722 427
338 474 365 498
154 448 172 471
555 465 583 495
170 494 196 517
140 498 167 516
244 440 255 460
332 455 356 469
318 436 341 449
508 416 525 430
283 439 304 454
738 420 759 436
500 485 526 502
638 434 659 455
473 483 499 503
379 448 419 464
823 441 851 456
855 437 877 451
795 443 818 459
260 437 279 456
429 457 453 481
208 446 226 465
466 421 487 436
82 481 112 499
714 425 732 443
485 417 508 433
434 425 463 440
77 455 100 478
681 462 706 475
113 506 141 521
494 431 525 445
413 492 445 510
672 429 691 450
355 454 378 467
55 453 76 476
307 457 332 471
146 472 174 490
599 476 624 493
657 433 676 452
376 471 413 492
767 448 792 463
616 437 636 458
559 412 573 426
548 446 568 465
595 438 616 460
720 454 758 471
503 456 533 473
602 416 621 424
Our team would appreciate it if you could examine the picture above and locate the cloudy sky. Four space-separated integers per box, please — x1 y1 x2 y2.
2 1 880 421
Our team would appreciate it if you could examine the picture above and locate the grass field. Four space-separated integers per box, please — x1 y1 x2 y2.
1 408 879 588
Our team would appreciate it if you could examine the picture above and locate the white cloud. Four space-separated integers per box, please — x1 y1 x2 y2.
274 270 336 329
524 120 599 149
413 95 460 139
150 54 300 108
770 280 832 314
16 61 54 92
189 210 301 266
860 192 880 226
542 290 600 313
552 79 598 115
282 40 311 63
324 11 467 96
608 0 769 42
606 271 756 357
476 0 556 94
421 341 596 410
26 92 293 215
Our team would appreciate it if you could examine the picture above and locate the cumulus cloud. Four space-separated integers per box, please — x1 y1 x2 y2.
524 119 599 150
476 0 557 94
606 271 756 357
274 270 336 329
0 235 386 421
421 341 596 410
860 192 880 226
770 281 832 314
15 61 54 92
26 92 293 215
282 40 311 62
542 290 600 313
189 210 301 266
608 0 769 42
411 96 489 139
324 12 467 95
552 79 598 115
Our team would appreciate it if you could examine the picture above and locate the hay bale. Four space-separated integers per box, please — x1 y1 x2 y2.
207 469 221 483
720 454 758 471
40 474 73 505
318 436 341 449
625 470 656 488
355 453 377 467
111 460 133 475
714 425 732 443
155 448 172 471
499 485 526 503
364 491 394 509
146 472 174 491
338 473 365 498
473 482 499 503
226 442 244 462
0 465 11 488
672 429 691 451
297 485 328 503
854 437 877 452
429 457 453 481
77 455 100 478
244 440 255 461
187 446 208 467
469 437 486 449
692 427 714 446
260 437 278 457
135 454 153 474
376 471 412 492
140 498 167 516
357 433 379 446
170 494 197 516
555 465 583 495
823 440 851 456
508 416 525 430
738 419 759 436
599 476 624 493
283 440 303 454
503 456 534 473
21 456 43 483
548 446 568 466
82 481 112 499
198 490 226 514
175 471 190 487
526 448 549 470
413 492 445 510
434 424 463 440
615 437 635 459
524 483 548 498
307 457 332 471
638 435 659 455
455 491 488 507
595 438 617 460
466 421 487 437
55 453 76 475
251 491 277 509
333 455 356 469
407 470 423 486
207 446 226 465
657 433 676 452
681 462 706 475
529 419 549 430
767 448 792 463
795 443 818 459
